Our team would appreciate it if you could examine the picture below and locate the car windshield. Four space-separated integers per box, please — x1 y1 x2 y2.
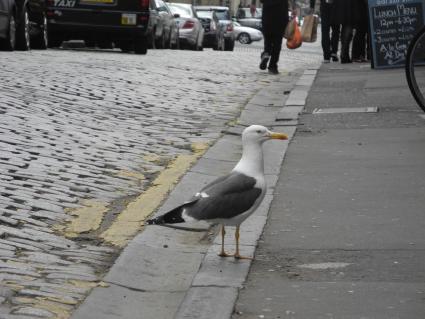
214 10 230 20
169 4 193 18
196 11 214 19
155 0 168 12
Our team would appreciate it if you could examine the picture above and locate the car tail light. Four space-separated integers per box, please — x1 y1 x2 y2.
226 23 233 32
182 20 195 29
140 0 149 9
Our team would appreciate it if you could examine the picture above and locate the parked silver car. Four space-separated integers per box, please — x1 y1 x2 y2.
195 9 225 51
168 2 204 51
233 21 263 44
148 0 179 49
235 7 262 31
195 6 235 51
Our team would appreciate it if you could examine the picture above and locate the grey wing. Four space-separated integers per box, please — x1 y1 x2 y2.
184 172 262 220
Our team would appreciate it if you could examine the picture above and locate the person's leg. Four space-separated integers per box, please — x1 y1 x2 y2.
340 24 353 63
352 24 367 61
260 33 272 70
320 4 331 61
268 33 282 73
330 24 340 61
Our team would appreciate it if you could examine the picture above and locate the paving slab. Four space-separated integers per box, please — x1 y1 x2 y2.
235 62 425 319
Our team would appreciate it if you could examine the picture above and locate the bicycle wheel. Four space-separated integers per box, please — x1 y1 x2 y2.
406 25 425 113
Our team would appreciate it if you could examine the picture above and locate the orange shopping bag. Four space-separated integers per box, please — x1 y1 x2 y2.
286 19 302 49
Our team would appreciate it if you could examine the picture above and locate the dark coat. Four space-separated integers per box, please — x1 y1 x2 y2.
261 0 289 36
330 0 361 26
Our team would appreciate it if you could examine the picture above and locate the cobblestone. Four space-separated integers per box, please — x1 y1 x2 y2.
0 43 321 317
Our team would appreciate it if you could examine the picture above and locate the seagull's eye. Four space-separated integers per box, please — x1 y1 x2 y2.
256 130 263 134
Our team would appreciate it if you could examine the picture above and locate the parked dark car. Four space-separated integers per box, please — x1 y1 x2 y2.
0 0 47 50
45 0 150 54
148 0 179 49
194 9 224 50
235 7 262 31
195 5 234 51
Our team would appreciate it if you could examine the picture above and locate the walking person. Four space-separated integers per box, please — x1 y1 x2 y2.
260 0 308 74
311 0 340 63
331 0 360 63
351 0 368 62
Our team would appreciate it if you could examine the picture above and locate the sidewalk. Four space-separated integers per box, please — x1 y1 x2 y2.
234 63 425 318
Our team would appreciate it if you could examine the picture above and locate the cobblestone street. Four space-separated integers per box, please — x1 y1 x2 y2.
0 43 321 318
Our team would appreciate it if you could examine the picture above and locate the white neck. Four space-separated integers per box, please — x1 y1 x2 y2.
232 141 264 177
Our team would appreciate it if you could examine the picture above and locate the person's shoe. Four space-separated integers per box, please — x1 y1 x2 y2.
268 66 279 74
259 52 270 70
331 53 339 62
340 56 352 64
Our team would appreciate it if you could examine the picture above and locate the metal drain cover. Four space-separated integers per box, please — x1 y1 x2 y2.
312 107 379 114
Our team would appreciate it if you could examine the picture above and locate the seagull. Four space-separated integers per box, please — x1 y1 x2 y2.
146 125 288 259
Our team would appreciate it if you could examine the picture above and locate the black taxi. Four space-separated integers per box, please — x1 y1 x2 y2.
45 0 150 54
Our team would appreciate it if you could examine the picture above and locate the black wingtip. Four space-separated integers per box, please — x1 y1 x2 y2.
145 217 162 225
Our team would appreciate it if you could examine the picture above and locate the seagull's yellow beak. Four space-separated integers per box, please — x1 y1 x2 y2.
269 132 289 140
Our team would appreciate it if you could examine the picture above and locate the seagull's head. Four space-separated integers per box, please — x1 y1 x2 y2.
242 125 288 145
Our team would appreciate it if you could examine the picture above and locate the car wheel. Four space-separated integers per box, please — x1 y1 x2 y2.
219 35 225 51
15 7 30 50
135 36 148 54
213 35 222 51
224 38 235 51
171 36 180 50
0 14 16 50
238 33 251 45
32 14 48 49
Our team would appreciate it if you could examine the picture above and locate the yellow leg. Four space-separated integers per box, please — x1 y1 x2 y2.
234 226 253 260
218 225 233 257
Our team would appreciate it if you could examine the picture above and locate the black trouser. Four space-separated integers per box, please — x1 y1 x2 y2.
263 33 283 69
341 24 353 61
320 3 340 59
352 23 368 60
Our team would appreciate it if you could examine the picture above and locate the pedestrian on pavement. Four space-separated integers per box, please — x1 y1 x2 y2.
311 0 340 63
331 0 360 63
351 0 369 62
260 0 308 74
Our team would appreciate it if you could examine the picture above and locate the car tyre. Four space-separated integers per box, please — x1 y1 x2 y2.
32 14 48 49
224 38 235 51
238 32 251 45
15 7 30 50
134 36 148 54
171 36 180 50
0 13 16 51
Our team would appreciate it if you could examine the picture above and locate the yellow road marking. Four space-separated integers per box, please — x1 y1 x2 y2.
64 200 109 238
101 143 208 247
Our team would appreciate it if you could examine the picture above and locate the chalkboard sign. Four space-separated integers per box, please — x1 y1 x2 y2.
368 0 425 69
